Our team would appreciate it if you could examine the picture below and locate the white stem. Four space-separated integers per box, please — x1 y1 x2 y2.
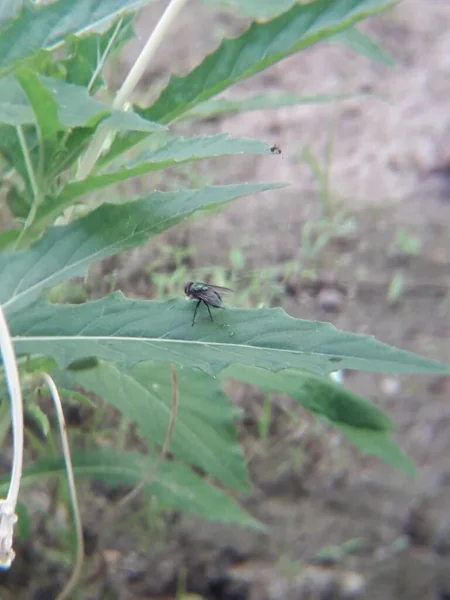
0 308 23 510
112 0 189 111
0 307 23 568
41 374 84 600
76 0 189 181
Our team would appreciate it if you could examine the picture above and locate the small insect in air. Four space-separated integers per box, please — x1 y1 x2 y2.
269 144 282 155
184 282 233 326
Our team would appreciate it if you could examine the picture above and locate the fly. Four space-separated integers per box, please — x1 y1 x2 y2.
184 282 233 326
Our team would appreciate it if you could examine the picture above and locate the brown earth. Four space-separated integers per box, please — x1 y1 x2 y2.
2 1 450 599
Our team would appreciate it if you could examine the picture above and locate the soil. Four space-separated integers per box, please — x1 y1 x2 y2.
1 1 450 599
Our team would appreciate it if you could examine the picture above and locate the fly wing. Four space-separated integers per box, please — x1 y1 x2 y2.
196 287 223 307
209 285 234 294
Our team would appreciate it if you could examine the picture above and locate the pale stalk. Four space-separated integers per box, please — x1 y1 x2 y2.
0 308 23 511
116 363 179 510
76 0 189 180
41 374 84 600
0 307 23 568
96 364 179 554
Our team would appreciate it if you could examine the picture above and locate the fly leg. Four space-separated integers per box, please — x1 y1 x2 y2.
192 300 201 326
205 301 214 323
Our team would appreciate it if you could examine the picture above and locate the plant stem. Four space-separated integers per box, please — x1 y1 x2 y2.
16 125 39 203
88 18 124 94
76 0 189 181
14 125 41 249
0 307 23 568
41 373 84 600
0 309 23 510
97 364 179 551
116 363 179 510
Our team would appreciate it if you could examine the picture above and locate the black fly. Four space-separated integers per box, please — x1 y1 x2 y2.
184 282 233 326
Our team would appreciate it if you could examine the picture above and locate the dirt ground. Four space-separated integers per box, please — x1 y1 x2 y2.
2 1 450 599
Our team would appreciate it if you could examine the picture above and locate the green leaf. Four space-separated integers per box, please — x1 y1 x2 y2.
1 72 163 198
38 75 165 131
67 362 249 491
0 0 147 77
72 134 274 198
0 1 22 27
25 402 50 437
40 106 164 197
105 0 393 159
0 230 21 252
62 16 135 93
10 293 450 377
58 388 97 408
0 124 39 194
202 0 296 19
221 365 392 431
16 70 61 141
101 110 166 133
24 355 57 374
333 423 415 475
66 357 100 372
45 126 101 184
333 28 395 66
0 76 34 126
146 0 392 124
15 502 31 543
1 450 261 529
7 185 31 219
38 75 108 129
181 92 357 121
220 365 414 473
0 183 281 312
0 68 166 132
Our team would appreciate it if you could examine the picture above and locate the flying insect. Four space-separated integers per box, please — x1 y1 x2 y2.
184 281 233 326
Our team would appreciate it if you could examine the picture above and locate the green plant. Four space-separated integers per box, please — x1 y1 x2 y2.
300 122 358 266
310 536 367 565
301 211 357 263
257 391 273 440
302 124 335 218
387 271 405 305
391 229 423 257
0 1 448 597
